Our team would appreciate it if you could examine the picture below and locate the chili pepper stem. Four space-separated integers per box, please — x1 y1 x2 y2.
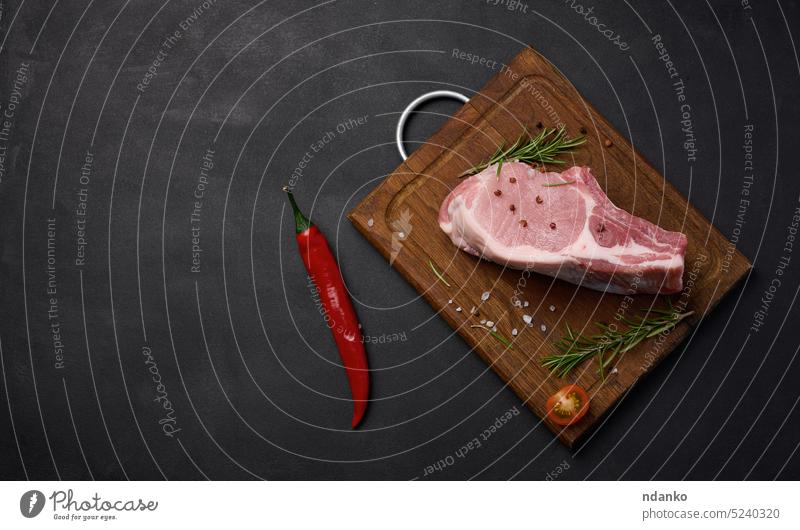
282 186 312 234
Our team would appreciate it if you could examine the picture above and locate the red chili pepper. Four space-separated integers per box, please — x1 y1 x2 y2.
283 187 369 428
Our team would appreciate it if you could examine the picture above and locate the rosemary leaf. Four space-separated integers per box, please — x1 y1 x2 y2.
428 260 451 287
470 325 513 349
542 179 576 187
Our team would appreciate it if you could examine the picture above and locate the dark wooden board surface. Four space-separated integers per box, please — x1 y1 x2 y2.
348 47 750 447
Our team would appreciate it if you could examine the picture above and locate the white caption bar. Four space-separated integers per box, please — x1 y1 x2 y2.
0 481 796 529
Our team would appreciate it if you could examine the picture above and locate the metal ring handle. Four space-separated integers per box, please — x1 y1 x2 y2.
395 90 469 160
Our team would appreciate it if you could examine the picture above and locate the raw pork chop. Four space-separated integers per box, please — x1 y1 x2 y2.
438 163 687 294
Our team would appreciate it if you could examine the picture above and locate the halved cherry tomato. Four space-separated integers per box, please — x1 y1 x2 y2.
545 384 589 426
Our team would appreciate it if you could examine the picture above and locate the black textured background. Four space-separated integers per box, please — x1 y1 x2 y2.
1 0 799 480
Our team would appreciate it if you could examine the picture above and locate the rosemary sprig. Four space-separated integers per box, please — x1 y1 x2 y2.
541 302 693 379
470 325 513 349
459 126 585 178
428 260 451 287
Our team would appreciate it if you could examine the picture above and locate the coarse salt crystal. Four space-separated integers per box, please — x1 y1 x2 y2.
456 307 462 312
511 328 518 336
481 291 490 301
367 218 374 227
522 314 532 325
485 320 495 327
492 326 497 332
540 324 547 332
549 305 556 312
448 299 453 304
480 319 486 325
523 301 529 307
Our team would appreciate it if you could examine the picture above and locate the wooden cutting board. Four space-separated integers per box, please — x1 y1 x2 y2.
348 47 750 447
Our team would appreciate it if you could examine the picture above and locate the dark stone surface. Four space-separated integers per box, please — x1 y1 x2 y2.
0 0 798 480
